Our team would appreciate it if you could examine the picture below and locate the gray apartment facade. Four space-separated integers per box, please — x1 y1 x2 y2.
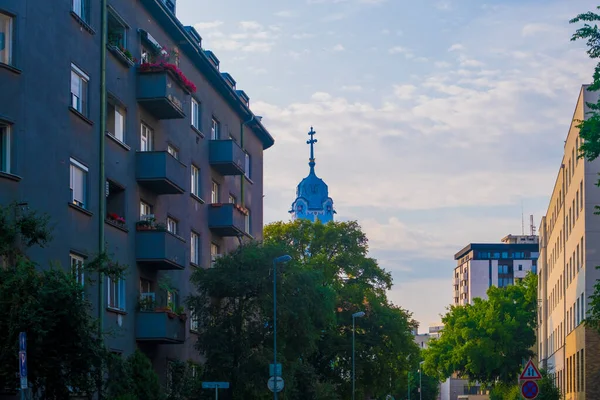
0 0 274 384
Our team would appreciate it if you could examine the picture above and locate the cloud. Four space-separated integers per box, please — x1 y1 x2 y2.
448 43 464 52
435 1 451 10
522 23 556 37
332 44 345 51
388 46 410 55
291 33 315 39
239 20 263 30
393 84 417 100
194 20 223 30
274 10 294 17
193 20 279 53
341 85 363 92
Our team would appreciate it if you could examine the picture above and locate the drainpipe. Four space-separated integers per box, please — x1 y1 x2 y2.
98 0 108 397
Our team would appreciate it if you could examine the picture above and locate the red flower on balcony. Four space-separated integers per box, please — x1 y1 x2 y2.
107 212 126 224
139 61 197 94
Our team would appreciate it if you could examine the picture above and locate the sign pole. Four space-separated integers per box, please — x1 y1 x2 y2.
19 332 27 400
215 387 218 400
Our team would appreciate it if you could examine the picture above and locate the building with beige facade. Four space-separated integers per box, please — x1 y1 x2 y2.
537 85 600 399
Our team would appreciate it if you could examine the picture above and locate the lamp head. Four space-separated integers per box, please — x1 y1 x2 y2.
274 255 292 264
352 311 366 318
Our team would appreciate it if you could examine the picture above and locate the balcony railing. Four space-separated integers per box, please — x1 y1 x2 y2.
209 140 246 176
137 69 187 119
135 151 186 195
208 203 247 237
135 311 186 344
135 229 187 270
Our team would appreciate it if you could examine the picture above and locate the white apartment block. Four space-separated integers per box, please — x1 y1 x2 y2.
537 85 600 399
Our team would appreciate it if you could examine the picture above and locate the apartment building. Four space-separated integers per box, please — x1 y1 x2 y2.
537 85 600 399
0 0 274 383
453 236 539 306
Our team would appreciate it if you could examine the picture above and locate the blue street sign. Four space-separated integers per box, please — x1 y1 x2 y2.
19 332 26 352
202 382 229 389
19 351 27 378
269 363 282 377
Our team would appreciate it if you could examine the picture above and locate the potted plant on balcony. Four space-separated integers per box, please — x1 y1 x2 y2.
175 305 187 321
138 47 197 94
135 217 168 232
107 33 136 67
234 203 249 216
107 212 126 228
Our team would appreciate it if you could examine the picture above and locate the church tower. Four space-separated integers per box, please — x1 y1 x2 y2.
289 127 336 223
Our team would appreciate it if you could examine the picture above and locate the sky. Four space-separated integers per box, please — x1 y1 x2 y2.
175 0 597 331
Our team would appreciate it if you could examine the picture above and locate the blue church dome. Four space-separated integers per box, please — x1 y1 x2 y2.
289 127 335 223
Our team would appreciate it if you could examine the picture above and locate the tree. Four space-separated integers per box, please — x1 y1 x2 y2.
264 220 419 400
105 350 164 400
423 273 537 386
489 369 561 400
187 241 336 400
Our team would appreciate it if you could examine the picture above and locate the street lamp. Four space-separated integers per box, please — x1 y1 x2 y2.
418 361 425 400
352 311 366 400
273 255 292 400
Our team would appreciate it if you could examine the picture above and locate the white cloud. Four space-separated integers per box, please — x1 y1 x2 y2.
332 44 345 51
435 1 451 10
274 10 294 17
292 32 315 39
239 21 263 30
193 19 279 53
393 84 417 99
194 20 223 31
341 85 363 92
448 43 464 52
388 46 410 54
522 23 555 37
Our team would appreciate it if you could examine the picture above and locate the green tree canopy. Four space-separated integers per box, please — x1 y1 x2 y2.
423 273 537 386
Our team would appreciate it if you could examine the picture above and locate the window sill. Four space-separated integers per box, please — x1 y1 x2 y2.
0 62 22 75
107 307 127 315
68 202 93 217
105 219 129 233
189 329 199 335
0 171 22 182
191 193 205 204
244 176 254 185
191 125 204 138
69 106 94 126
70 11 95 34
106 132 131 151
190 262 199 269
107 45 135 68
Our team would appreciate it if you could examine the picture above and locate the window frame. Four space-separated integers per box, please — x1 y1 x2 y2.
107 276 126 311
245 208 251 234
244 152 251 180
191 164 200 198
166 216 178 235
140 200 153 219
190 308 199 332
0 123 11 174
140 122 154 151
211 117 220 140
211 180 219 203
107 100 126 142
71 0 90 23
70 253 85 288
70 63 90 116
70 157 89 208
190 231 199 265
107 7 128 49
191 98 201 131
167 144 179 159
0 12 14 67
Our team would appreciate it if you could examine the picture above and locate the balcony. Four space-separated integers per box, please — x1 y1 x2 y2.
209 140 246 176
136 151 186 194
136 229 187 270
135 311 185 344
208 203 247 237
137 69 186 119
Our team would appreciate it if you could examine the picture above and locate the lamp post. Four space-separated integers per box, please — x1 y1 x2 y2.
418 361 424 400
273 255 291 400
352 311 365 400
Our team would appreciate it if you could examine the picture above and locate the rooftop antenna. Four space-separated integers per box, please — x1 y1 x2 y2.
530 214 536 236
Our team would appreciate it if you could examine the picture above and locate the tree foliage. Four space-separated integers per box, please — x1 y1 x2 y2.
188 220 420 399
423 273 537 386
489 369 561 400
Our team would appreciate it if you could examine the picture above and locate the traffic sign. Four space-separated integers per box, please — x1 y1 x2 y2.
202 382 230 389
270 363 282 377
521 380 539 399
19 332 26 352
267 376 284 393
519 359 542 380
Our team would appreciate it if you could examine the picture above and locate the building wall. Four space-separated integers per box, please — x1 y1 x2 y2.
538 86 600 397
0 0 272 384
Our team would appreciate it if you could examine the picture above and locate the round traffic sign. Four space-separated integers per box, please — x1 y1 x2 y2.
521 380 539 399
267 376 284 393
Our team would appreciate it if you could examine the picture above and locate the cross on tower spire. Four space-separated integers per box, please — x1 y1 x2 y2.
307 126 317 171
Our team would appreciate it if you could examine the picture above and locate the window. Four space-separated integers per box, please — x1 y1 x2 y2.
211 118 220 140
191 165 200 198
107 276 125 311
580 180 584 210
190 308 199 332
106 180 125 224
245 208 251 234
0 12 13 66
140 201 152 219
71 64 89 116
167 217 178 235
72 0 89 23
140 123 153 151
245 153 251 179
70 158 88 208
229 194 236 204
210 243 220 267
0 124 10 173
107 101 126 142
211 181 219 203
167 144 179 159
141 43 157 64
190 231 199 265
191 98 200 130
70 253 85 287
107 9 127 49
518 264 523 271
